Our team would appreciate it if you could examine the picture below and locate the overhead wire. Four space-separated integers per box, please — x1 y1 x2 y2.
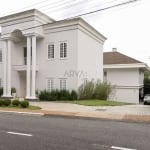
0 0 140 36
54 0 121 19
65 0 141 19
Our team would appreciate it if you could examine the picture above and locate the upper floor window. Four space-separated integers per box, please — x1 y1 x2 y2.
47 78 54 91
0 78 2 88
0 49 2 63
60 42 67 58
24 47 32 65
60 79 67 90
48 44 54 59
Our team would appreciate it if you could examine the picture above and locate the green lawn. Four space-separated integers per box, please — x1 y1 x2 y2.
61 100 132 106
0 105 41 110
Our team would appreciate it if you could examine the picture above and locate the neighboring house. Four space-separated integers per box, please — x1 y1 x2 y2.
103 49 149 103
0 9 106 99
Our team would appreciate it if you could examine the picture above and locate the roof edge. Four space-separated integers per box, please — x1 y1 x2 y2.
0 9 55 24
103 63 149 70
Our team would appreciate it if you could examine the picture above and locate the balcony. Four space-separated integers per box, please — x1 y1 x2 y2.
12 65 39 71
12 57 38 71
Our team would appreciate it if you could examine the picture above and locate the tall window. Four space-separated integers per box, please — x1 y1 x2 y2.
0 49 2 63
24 47 32 65
48 44 54 59
60 79 66 90
60 42 67 58
47 78 54 91
0 78 2 88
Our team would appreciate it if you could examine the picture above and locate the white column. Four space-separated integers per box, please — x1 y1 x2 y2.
31 35 36 99
26 36 31 99
7 39 12 97
2 40 7 97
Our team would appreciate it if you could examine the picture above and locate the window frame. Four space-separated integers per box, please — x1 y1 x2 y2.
47 78 54 91
47 43 55 60
60 78 67 90
60 41 67 59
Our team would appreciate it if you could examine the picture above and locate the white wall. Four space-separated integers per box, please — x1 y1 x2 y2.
110 87 139 103
36 29 78 91
77 30 103 87
139 69 144 86
106 68 139 86
105 68 141 103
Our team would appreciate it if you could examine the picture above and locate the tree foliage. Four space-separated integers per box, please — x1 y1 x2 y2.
144 71 150 95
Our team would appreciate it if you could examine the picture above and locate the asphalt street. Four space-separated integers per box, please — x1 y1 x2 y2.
0 113 149 150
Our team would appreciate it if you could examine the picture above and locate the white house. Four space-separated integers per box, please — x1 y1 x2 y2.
0 9 106 100
103 48 149 103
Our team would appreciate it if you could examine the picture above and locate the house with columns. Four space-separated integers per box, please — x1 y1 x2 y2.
0 9 106 100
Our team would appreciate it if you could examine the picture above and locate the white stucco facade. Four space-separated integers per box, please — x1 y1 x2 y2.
0 9 106 99
104 64 147 103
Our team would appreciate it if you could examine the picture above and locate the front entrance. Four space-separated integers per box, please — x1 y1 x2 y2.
19 72 26 98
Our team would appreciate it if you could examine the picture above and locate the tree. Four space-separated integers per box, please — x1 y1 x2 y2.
144 71 150 95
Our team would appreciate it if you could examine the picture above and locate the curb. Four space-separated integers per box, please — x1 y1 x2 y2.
42 110 150 123
1 109 150 123
0 110 44 116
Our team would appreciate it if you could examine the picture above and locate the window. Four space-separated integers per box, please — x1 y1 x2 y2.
60 79 66 90
24 47 32 65
47 78 54 91
60 42 67 58
48 44 54 59
0 49 2 63
0 78 2 88
104 71 107 82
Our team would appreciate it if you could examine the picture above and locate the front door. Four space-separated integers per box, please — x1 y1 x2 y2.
19 72 26 98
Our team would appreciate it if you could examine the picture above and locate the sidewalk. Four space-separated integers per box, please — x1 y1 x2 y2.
30 102 150 122
1 101 150 122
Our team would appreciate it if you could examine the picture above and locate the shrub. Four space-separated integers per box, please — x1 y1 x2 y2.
39 89 78 101
78 80 95 99
36 89 39 98
0 99 5 106
39 90 51 101
20 100 29 108
12 100 20 107
3 99 11 106
78 80 114 100
58 90 71 101
0 88 3 97
94 81 113 100
70 90 78 100
49 89 59 101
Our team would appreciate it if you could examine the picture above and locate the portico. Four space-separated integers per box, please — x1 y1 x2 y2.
0 9 53 99
2 34 37 99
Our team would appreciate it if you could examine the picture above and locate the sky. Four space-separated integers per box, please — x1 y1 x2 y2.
0 0 150 65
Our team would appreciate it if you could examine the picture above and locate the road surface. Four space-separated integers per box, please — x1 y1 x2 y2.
0 113 149 150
